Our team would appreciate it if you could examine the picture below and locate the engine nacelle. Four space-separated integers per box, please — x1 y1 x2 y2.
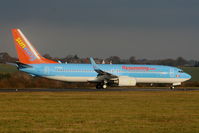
117 76 136 86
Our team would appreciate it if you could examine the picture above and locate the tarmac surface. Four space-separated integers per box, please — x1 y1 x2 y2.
0 88 198 92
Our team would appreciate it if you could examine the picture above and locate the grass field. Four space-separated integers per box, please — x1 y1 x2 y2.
0 91 198 133
0 64 17 73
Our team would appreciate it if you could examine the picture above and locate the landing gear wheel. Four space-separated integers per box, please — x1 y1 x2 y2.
102 84 107 89
96 83 107 89
96 84 101 89
170 86 175 90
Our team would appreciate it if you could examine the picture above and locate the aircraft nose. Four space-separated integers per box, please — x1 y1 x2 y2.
185 73 191 80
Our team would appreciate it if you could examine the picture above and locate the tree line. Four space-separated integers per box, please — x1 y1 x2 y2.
43 54 199 67
0 52 199 67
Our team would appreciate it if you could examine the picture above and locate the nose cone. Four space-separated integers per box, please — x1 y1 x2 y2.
185 73 191 80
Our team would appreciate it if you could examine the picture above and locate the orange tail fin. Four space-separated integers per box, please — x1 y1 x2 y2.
12 29 57 64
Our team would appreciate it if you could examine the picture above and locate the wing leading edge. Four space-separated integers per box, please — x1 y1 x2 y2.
89 57 117 78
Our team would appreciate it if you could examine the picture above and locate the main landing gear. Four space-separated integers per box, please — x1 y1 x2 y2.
96 82 107 89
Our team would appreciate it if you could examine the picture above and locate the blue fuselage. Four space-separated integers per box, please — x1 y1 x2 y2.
19 64 191 84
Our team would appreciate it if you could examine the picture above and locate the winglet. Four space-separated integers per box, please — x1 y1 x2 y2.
90 57 99 70
90 57 96 65
89 57 117 77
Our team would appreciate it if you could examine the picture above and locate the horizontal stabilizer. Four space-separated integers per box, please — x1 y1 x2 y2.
16 62 33 69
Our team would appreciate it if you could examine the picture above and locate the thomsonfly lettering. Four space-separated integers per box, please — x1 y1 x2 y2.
16 37 37 61
122 66 156 71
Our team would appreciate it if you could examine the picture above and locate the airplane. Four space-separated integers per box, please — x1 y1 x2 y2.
11 29 191 89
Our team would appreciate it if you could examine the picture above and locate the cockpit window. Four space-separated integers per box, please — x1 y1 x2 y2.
179 70 183 73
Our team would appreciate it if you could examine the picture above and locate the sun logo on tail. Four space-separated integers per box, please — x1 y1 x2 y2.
15 37 37 61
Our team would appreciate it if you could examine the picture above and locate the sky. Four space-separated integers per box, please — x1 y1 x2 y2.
0 0 199 60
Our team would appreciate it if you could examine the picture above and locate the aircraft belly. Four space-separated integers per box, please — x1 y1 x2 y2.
45 76 189 84
44 76 97 82
136 78 189 83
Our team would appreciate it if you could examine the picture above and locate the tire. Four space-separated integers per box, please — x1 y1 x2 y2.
96 84 100 89
102 84 107 89
96 83 102 89
170 86 175 90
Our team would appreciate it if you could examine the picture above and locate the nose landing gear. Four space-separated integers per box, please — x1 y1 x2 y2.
170 83 181 90
170 86 175 90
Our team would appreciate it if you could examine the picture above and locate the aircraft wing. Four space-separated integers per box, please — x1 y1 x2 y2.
90 57 118 79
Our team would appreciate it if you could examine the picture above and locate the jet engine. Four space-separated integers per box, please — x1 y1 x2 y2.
116 76 136 86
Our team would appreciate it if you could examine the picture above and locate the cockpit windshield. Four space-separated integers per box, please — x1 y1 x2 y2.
178 70 183 73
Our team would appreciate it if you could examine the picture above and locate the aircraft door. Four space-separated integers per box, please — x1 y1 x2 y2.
170 68 174 78
44 66 49 75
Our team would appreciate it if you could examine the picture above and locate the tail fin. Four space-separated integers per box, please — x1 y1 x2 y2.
12 29 57 64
